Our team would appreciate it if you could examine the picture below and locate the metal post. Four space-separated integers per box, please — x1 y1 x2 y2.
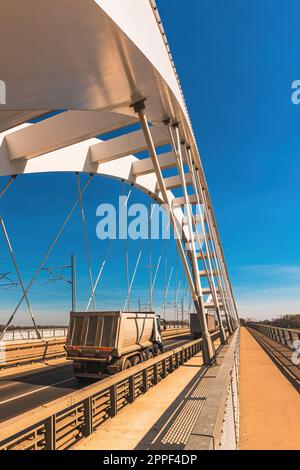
197 178 238 329
133 104 196 307
71 254 76 312
148 198 153 311
133 101 214 365
182 143 227 343
191 160 234 332
45 415 56 450
110 384 118 417
83 397 93 437
170 122 215 362
128 375 135 403
194 168 236 331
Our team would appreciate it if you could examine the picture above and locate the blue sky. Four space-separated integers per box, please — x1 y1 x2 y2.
156 0 300 319
0 0 299 325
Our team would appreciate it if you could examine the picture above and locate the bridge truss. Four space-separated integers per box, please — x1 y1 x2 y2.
0 0 238 364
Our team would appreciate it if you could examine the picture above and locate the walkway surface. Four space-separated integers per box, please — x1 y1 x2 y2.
75 340 222 450
239 327 300 450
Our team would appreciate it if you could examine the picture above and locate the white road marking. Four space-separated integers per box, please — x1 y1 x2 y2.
0 377 75 406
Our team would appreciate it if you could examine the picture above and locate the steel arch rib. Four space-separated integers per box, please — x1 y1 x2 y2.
0 0 239 347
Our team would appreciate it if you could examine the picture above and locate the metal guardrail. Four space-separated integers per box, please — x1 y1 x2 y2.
185 329 240 450
2 328 69 342
1 325 188 342
0 338 66 370
246 323 300 350
0 328 191 370
246 323 300 391
0 333 220 450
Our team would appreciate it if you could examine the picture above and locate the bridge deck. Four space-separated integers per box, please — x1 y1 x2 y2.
239 327 300 450
74 339 222 450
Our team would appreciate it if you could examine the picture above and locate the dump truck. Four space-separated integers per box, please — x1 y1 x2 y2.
190 313 217 338
65 311 166 380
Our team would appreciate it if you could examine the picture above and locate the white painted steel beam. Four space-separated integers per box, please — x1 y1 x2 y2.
90 127 169 163
164 173 192 190
0 111 51 133
172 194 199 206
0 0 239 338
132 151 175 176
6 111 137 161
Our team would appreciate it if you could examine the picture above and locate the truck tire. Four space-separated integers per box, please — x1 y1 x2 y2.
123 359 131 370
131 355 141 366
152 344 161 356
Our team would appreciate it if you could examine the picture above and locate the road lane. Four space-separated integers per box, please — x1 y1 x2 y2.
0 334 194 423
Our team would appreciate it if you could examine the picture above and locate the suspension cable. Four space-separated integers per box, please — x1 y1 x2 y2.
76 173 96 311
123 240 144 312
163 264 173 320
85 239 114 311
148 198 153 311
0 216 41 339
123 181 131 311
174 246 179 321
0 175 93 339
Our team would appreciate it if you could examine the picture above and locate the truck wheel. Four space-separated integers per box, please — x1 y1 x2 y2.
131 355 141 366
123 359 131 370
152 344 161 356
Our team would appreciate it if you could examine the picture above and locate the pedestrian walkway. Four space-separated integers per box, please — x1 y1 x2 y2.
74 339 222 450
239 328 300 450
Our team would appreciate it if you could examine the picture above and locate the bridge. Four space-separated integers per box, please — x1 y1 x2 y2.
0 0 299 452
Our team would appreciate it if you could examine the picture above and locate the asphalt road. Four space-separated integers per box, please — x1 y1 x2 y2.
0 334 193 423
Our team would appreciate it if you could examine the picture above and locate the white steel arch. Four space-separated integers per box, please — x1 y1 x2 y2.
0 0 239 364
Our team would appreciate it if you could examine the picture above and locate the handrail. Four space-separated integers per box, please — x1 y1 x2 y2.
246 322 300 334
246 323 300 350
0 332 220 450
